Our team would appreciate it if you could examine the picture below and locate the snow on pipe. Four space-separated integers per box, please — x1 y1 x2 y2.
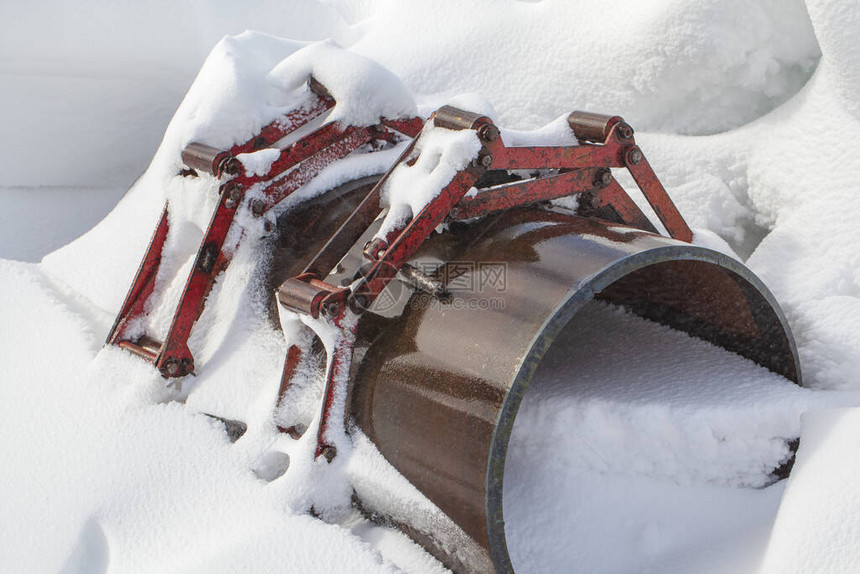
344 208 801 573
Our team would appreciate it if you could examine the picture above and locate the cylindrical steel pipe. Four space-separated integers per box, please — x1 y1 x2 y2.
348 209 801 573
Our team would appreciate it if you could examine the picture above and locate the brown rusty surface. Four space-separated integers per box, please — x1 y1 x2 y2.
266 177 382 293
349 207 801 573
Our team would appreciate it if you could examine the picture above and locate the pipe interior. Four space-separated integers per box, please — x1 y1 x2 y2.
501 268 806 573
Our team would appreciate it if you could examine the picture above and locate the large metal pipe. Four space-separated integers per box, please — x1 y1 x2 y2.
347 208 801 573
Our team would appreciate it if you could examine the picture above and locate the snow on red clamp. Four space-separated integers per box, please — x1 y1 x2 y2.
106 77 422 379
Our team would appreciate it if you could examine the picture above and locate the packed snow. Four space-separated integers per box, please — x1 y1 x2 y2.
504 301 856 573
3 0 860 573
378 124 482 238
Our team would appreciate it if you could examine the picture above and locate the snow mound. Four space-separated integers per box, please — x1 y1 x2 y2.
760 407 860 573
268 40 417 126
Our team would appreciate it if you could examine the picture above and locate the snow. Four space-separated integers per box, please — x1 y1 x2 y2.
236 148 282 177
504 302 860 573
346 0 819 134
267 40 417 126
378 124 482 238
4 0 860 572
760 408 860 573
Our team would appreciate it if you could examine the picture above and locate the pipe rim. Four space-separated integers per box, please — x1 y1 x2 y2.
484 244 802 573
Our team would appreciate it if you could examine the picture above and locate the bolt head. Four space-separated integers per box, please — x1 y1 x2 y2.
579 192 597 210
478 124 499 143
321 300 341 320
319 445 337 463
616 122 634 140
164 359 179 376
594 169 612 188
221 157 242 176
480 154 494 168
223 184 243 209
251 199 266 217
627 147 643 165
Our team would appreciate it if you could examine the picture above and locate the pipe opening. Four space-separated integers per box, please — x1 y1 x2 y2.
503 296 807 573
348 212 804 573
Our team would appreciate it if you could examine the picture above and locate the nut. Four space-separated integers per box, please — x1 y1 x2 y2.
179 358 194 376
626 147 643 166
223 183 243 209
579 192 598 211
220 157 242 176
319 445 337 463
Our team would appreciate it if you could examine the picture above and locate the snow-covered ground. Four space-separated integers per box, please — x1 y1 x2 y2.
4 0 860 572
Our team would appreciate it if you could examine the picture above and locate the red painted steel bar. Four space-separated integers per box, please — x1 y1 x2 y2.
258 126 379 211
314 317 358 461
381 117 425 138
626 153 693 242
354 168 484 306
589 179 658 233
233 123 366 187
155 185 240 377
452 168 601 221
494 142 623 170
230 93 335 155
275 343 305 432
107 205 170 345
